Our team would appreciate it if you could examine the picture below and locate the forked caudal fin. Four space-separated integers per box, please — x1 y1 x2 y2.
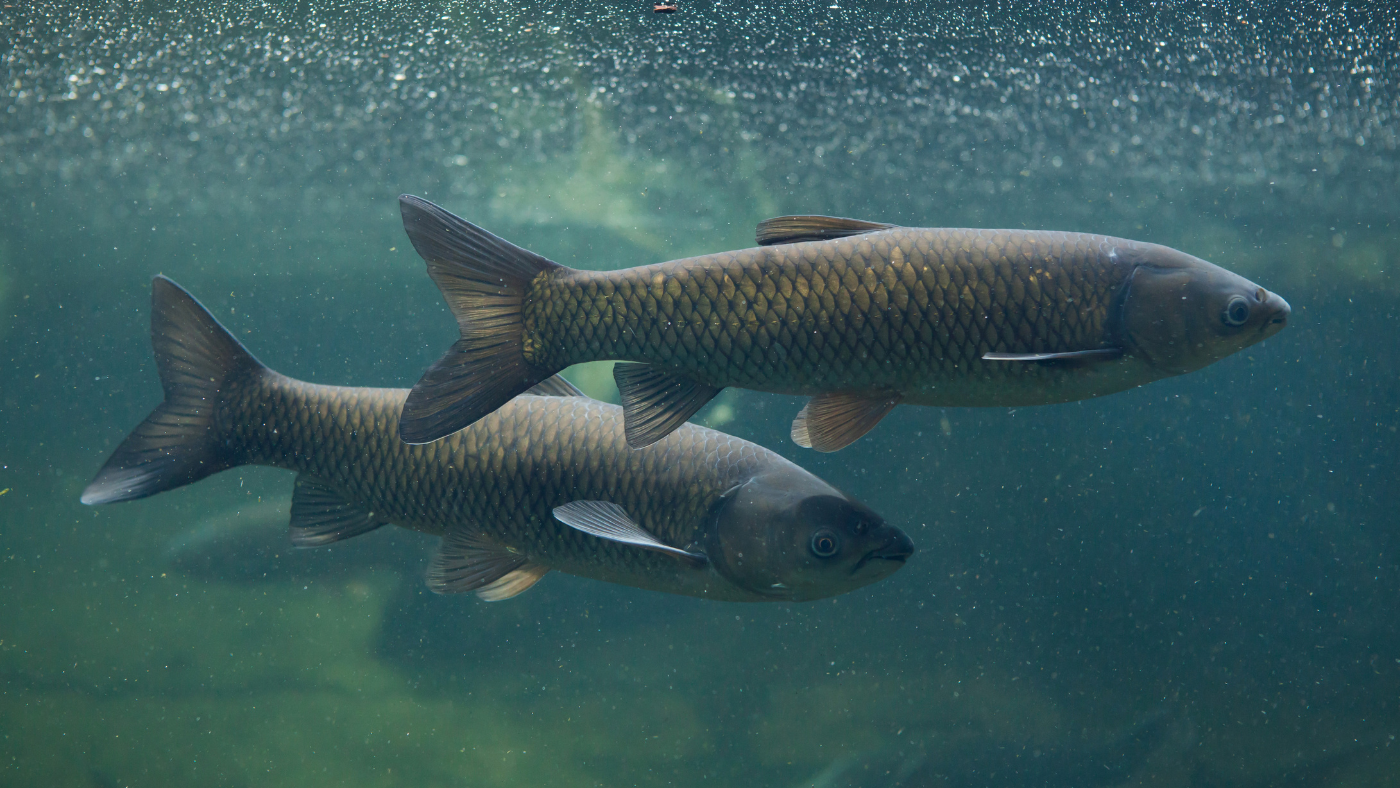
398 195 563 444
81 276 267 505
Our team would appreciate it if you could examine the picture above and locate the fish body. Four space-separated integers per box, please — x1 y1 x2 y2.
528 229 1148 406
164 499 435 582
396 198 1289 450
801 710 1174 788
83 277 911 602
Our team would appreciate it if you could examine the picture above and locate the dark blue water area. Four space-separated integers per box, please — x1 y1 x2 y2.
2 2 1398 787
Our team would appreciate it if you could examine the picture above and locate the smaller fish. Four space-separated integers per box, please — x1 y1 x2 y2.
83 277 911 603
800 710 1174 788
1190 731 1393 788
165 498 434 583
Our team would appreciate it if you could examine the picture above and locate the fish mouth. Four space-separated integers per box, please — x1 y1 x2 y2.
1263 294 1291 332
853 531 915 573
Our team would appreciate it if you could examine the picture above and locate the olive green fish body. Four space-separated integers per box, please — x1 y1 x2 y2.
397 197 1288 450
224 377 769 599
525 229 1153 405
83 277 911 602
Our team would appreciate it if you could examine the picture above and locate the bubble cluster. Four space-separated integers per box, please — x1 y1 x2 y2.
1 1 1394 240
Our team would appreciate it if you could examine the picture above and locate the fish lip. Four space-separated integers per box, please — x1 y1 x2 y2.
1258 292 1290 332
853 532 915 573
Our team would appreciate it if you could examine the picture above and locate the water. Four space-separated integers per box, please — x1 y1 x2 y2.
2 2 1396 785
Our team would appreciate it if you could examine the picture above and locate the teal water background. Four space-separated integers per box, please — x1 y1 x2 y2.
2 2 1397 785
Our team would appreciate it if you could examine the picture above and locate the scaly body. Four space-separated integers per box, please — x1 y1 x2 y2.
226 380 768 598
525 228 1144 407
83 277 911 602
396 198 1289 451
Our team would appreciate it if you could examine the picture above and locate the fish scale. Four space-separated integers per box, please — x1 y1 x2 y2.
397 197 1288 451
215 378 769 592
86 276 911 601
525 228 1125 396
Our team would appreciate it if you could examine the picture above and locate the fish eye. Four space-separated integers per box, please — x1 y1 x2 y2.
810 530 841 558
1222 295 1250 326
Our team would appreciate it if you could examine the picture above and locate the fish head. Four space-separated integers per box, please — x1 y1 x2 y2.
1120 244 1290 374
706 467 913 601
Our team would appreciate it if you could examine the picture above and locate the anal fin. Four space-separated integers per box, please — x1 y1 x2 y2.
289 475 386 547
554 501 706 567
428 529 549 599
791 392 902 452
755 215 896 246
476 564 550 601
613 363 722 449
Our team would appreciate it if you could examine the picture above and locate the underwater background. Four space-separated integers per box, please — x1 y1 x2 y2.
1 1 1396 786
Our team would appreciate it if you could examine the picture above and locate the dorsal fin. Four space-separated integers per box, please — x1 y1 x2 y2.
755 215 896 246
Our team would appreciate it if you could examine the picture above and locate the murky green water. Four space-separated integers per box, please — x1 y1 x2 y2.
2 2 1397 786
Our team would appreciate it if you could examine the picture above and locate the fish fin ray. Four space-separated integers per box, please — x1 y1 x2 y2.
288 475 386 547
982 348 1123 367
554 501 707 566
398 195 563 444
791 392 902 452
82 276 267 505
475 564 550 601
524 374 587 398
612 363 721 448
427 529 531 595
755 215 896 246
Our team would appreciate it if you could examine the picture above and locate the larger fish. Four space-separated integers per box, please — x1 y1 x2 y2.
82 277 911 602
396 197 1290 451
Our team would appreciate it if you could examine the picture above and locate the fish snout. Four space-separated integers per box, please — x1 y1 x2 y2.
1259 288 1291 336
870 530 915 563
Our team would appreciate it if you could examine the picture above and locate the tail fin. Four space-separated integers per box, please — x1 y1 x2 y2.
81 276 266 505
397 195 561 444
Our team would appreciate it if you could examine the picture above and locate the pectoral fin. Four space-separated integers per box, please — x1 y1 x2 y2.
288 475 386 547
524 374 586 398
428 529 549 599
613 363 722 449
755 215 896 246
553 501 707 567
982 348 1123 367
791 392 902 452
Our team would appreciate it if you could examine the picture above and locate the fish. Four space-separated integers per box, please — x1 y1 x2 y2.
799 710 1174 788
164 498 435 583
161 496 705 670
81 276 912 602
394 196 1291 451
1189 731 1393 788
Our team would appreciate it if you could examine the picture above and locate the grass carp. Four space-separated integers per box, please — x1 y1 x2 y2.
396 197 1290 451
81 277 912 602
